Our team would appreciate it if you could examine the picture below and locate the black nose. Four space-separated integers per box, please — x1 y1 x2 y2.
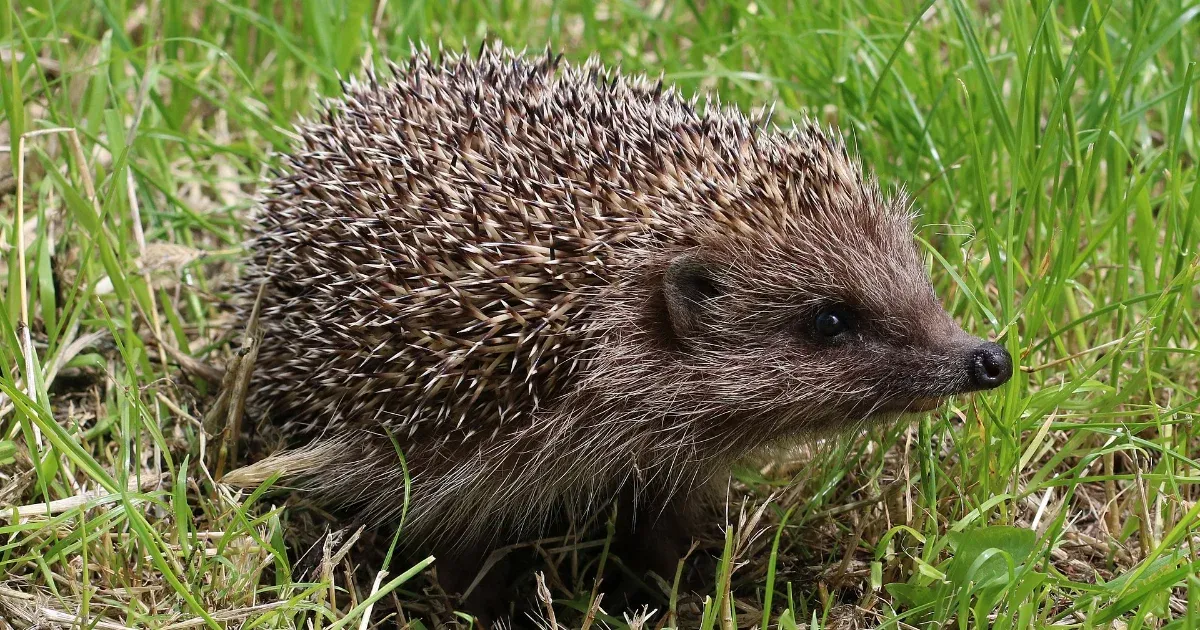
969 342 1012 389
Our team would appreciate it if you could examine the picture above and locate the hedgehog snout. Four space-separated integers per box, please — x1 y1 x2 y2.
966 341 1012 390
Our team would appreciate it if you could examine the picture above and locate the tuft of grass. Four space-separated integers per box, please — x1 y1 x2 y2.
1 0 1198 628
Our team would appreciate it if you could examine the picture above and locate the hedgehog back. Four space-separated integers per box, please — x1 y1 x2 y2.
243 47 857 448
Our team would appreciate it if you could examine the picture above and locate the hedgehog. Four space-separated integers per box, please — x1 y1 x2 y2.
230 43 1013 620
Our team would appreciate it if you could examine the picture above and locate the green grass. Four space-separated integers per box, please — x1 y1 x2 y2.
1 0 1198 627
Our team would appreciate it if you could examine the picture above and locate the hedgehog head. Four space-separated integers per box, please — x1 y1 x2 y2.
647 155 1010 443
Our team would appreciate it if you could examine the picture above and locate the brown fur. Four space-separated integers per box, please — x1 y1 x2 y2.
230 43 1008 618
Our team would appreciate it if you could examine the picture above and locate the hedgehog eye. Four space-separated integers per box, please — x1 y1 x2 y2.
814 307 852 339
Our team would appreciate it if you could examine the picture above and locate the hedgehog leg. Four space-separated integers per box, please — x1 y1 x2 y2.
606 486 696 614
436 541 524 629
630 498 693 583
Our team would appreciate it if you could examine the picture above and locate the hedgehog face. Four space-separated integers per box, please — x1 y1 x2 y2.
659 216 1011 434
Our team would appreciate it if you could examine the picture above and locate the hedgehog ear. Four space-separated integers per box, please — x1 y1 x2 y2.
663 253 722 337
